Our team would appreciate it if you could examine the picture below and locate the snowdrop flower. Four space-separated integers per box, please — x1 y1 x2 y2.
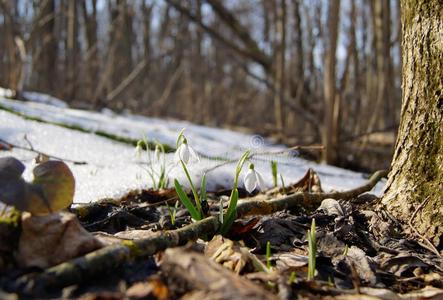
174 138 199 164
243 163 265 193
135 140 145 158
154 144 162 161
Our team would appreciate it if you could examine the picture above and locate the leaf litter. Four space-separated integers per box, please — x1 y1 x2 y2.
1 168 442 299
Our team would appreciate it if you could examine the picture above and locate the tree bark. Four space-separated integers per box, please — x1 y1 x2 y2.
273 0 286 138
33 0 57 93
81 0 98 101
65 0 79 102
322 0 341 164
382 0 443 249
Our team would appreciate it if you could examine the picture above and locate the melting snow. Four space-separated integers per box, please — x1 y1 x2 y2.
0 95 385 204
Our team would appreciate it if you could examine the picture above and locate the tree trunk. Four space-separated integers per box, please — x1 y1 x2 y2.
322 0 341 164
65 0 79 102
382 0 443 249
273 0 286 139
366 0 391 134
81 0 99 101
33 0 57 93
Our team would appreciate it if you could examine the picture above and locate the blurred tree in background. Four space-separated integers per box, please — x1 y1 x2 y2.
0 0 402 171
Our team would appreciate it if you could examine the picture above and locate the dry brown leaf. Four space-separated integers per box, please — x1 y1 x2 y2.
205 235 250 274
18 212 103 268
126 278 169 300
274 252 308 270
289 168 323 193
161 247 277 300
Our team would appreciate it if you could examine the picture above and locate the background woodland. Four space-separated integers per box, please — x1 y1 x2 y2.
0 0 402 171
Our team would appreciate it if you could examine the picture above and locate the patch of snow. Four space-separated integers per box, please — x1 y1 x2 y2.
0 97 281 158
0 96 386 205
22 91 68 108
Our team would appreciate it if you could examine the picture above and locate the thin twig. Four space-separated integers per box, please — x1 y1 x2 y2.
23 134 34 151
0 137 88 165
408 196 441 257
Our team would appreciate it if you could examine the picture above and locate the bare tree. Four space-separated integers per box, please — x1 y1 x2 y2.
382 0 443 248
273 0 286 138
322 0 341 164
0 0 404 171
32 0 58 93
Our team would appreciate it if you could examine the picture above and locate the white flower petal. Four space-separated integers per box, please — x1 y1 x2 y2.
188 145 200 163
135 145 143 158
244 169 257 193
179 144 190 164
154 147 161 161
174 145 183 164
255 171 266 191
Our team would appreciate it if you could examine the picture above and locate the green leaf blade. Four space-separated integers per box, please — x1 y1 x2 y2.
174 179 201 221
220 188 239 234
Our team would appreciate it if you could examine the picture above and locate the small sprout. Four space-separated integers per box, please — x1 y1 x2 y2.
200 173 207 203
136 138 170 189
166 200 180 226
307 218 317 281
243 163 265 193
343 244 349 257
280 174 286 194
266 240 272 270
271 161 278 188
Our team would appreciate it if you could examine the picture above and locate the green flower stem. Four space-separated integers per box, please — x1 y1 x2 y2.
180 160 202 215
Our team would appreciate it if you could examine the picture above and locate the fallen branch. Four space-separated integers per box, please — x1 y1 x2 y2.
18 170 387 294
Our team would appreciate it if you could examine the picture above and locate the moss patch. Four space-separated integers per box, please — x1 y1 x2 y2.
121 240 143 257
0 208 21 227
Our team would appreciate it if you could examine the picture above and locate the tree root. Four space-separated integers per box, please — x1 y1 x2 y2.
16 170 387 294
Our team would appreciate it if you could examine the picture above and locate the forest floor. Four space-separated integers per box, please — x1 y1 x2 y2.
0 91 442 299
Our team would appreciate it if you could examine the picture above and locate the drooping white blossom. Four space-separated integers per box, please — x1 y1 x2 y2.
134 140 145 158
174 139 199 164
154 144 162 161
243 163 265 193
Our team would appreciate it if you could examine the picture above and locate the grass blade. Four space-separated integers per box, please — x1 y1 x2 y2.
266 241 272 270
280 174 286 194
220 188 238 234
174 179 201 220
271 161 278 188
200 173 207 202
307 218 316 280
